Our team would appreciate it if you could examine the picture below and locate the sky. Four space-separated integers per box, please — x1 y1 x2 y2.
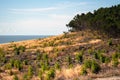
0 0 120 35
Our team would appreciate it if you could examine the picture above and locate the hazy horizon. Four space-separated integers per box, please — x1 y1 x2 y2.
0 0 119 35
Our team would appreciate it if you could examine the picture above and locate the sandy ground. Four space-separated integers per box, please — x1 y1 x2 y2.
95 76 120 80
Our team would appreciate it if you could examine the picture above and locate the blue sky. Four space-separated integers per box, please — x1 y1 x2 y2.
0 0 120 35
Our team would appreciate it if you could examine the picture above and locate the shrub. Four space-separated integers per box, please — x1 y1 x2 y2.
84 60 92 69
66 55 72 65
83 59 101 74
0 48 6 66
13 75 19 80
14 46 26 55
23 60 28 65
112 58 119 67
76 52 83 63
99 55 106 63
46 69 55 80
80 66 87 75
4 63 12 69
37 52 42 60
91 60 101 73
54 62 60 69
38 69 43 80
14 60 22 70
41 62 49 72
23 74 28 80
27 66 33 79
19 46 26 52
14 47 20 55
108 39 113 46
105 57 110 64
42 54 48 61
10 59 14 67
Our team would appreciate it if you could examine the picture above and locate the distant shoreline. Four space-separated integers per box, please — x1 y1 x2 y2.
0 35 51 44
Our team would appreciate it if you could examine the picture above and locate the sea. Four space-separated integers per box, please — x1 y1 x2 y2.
0 35 50 44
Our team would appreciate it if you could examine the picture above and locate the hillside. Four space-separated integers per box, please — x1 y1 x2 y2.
0 30 120 80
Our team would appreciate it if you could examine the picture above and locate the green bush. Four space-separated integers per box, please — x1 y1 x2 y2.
4 63 12 69
80 66 87 75
14 60 22 70
37 52 42 60
66 55 72 65
41 62 49 72
112 58 119 67
10 59 14 67
46 69 55 80
105 57 110 64
23 74 28 80
13 75 19 80
84 60 92 69
38 69 43 80
108 39 113 46
19 46 26 52
99 55 106 63
14 46 26 55
83 59 101 74
23 60 28 65
14 47 20 55
54 62 60 69
76 52 83 63
91 60 101 73
27 66 33 79
0 48 6 66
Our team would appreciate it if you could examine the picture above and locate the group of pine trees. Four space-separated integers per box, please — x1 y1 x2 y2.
66 4 120 37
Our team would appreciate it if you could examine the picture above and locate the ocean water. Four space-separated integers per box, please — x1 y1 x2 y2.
0 35 50 44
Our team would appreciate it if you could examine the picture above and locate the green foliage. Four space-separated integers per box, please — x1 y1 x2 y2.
105 57 110 64
4 63 12 69
14 47 20 55
67 4 120 37
91 60 101 73
80 66 87 75
23 74 28 80
108 39 113 46
40 60 49 72
13 75 19 80
14 46 26 55
46 68 55 80
14 60 22 70
38 69 43 80
27 66 33 79
66 55 72 65
0 48 6 66
83 59 101 74
23 60 28 65
76 52 83 63
37 52 42 60
93 50 106 63
84 60 92 69
112 53 119 67
112 58 119 67
19 46 26 52
54 62 60 69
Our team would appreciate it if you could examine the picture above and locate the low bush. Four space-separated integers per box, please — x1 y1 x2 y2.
83 59 101 74
13 75 19 80
76 52 83 63
27 66 33 79
46 68 55 80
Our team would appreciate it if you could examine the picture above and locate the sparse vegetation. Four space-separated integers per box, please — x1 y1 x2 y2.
0 6 120 79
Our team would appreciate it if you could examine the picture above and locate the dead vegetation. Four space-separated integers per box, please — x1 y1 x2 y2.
0 30 120 80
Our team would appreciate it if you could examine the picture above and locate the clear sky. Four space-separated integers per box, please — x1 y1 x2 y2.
0 0 120 35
